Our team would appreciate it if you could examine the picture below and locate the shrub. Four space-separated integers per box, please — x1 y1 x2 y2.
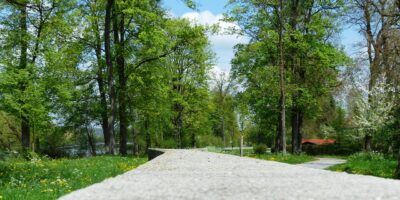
302 143 362 156
328 151 397 178
253 144 267 154
0 150 22 161
196 135 224 147
160 139 177 148
348 152 385 161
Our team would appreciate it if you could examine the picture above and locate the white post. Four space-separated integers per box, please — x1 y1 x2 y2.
240 135 244 157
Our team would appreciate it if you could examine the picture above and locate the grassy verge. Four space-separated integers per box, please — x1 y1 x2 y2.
248 153 316 164
207 147 316 164
328 152 397 179
314 155 348 160
0 156 147 200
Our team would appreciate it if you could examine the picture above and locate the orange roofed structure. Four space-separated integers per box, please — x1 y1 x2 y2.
301 139 336 145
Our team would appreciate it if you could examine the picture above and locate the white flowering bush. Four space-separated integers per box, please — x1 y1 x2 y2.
353 80 395 138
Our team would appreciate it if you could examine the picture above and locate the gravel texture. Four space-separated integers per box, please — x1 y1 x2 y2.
298 157 346 169
60 150 400 200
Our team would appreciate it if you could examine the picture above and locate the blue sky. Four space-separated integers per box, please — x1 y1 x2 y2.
162 0 227 16
162 0 362 74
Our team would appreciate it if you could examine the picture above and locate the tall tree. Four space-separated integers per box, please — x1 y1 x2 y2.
112 0 127 155
18 1 29 150
226 0 347 153
82 0 110 148
164 19 213 148
276 0 286 154
1 0 75 151
104 0 116 154
212 72 234 147
349 0 399 150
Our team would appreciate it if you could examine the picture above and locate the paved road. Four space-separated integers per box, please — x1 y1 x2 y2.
298 157 346 169
60 150 400 200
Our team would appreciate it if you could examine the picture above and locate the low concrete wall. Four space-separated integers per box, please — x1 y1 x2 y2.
147 148 167 160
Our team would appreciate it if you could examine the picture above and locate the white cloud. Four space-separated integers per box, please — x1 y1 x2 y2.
180 10 248 74
209 65 227 78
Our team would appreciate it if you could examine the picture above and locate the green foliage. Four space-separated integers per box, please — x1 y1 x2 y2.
208 146 315 164
0 156 147 200
329 152 397 179
249 154 316 164
226 0 350 151
181 0 197 9
0 112 20 150
196 135 224 147
302 143 362 156
253 144 267 155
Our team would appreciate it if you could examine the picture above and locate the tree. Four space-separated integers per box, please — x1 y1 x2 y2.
0 0 81 152
226 0 287 152
235 93 251 155
226 0 347 153
165 19 214 148
276 0 286 154
352 81 395 151
104 0 116 154
81 0 110 149
212 72 234 147
348 0 400 151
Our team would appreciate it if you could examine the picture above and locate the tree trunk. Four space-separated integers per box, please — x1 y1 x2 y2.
288 0 303 155
86 125 97 156
240 135 244 157
174 104 183 148
114 8 127 155
275 99 287 153
395 148 400 179
98 75 110 147
275 110 282 152
191 131 196 148
145 117 151 151
221 116 226 148
105 0 116 154
291 106 303 154
21 116 30 150
132 124 139 155
275 0 286 154
364 134 372 152
19 3 30 150
363 0 380 91
95 28 110 147
231 130 234 150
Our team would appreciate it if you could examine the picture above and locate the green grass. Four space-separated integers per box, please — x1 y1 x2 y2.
0 156 147 200
248 153 316 164
207 146 315 164
328 152 397 178
314 155 348 160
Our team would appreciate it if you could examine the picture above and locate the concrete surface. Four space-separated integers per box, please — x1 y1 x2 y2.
60 150 400 200
298 157 346 169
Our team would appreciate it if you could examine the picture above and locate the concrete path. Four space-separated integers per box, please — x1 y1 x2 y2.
60 150 400 200
298 157 346 169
